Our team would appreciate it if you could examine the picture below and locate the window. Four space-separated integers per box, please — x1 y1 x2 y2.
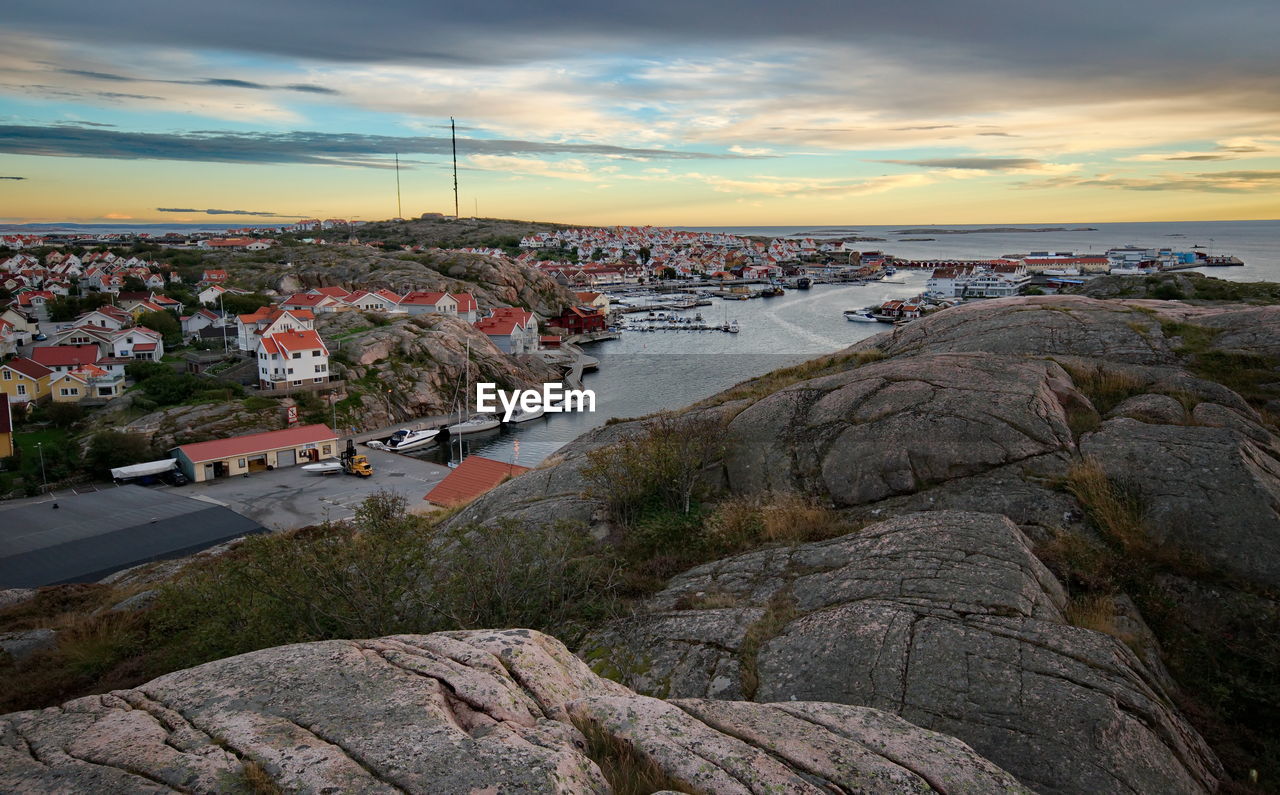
60 388 72 396
238 458 247 468
292 352 302 359
287 368 294 374
292 380 302 386
16 384 26 395
2 371 8 380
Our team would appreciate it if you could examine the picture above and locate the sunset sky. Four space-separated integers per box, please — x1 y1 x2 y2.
1 1 1278 226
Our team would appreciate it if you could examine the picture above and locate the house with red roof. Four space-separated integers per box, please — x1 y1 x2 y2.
171 424 339 482
75 305 133 330
424 455 530 507
50 363 124 403
0 394 12 458
307 286 352 300
451 292 479 322
236 307 314 351
344 289 402 312
398 291 458 317
255 329 330 390
474 308 539 355
281 292 343 313
547 305 606 336
0 358 53 404
32 344 102 374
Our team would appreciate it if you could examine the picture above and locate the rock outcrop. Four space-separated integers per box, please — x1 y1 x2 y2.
582 511 1223 794
0 629 1030 793
318 312 562 428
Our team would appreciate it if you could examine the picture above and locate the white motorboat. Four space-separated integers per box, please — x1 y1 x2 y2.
505 406 545 423
301 461 343 475
448 414 501 435
844 310 879 322
383 427 440 451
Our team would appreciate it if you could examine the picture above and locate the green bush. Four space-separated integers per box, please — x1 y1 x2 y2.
87 431 158 475
149 493 616 670
126 360 173 382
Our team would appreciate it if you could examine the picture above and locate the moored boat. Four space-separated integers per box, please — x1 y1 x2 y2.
448 414 501 435
843 309 878 322
383 427 440 451
506 406 546 423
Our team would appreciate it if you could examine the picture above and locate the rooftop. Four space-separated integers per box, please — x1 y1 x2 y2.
424 456 530 507
0 486 265 587
173 424 336 463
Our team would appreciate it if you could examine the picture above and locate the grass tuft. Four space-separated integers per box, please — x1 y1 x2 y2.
571 715 686 795
739 591 799 700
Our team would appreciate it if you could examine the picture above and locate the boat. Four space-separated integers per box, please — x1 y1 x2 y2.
843 310 878 323
448 414 501 434
795 277 811 289
301 461 343 475
383 427 440 451
723 320 740 333
506 406 545 423
760 286 785 297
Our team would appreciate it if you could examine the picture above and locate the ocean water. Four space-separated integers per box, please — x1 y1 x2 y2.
413 273 935 467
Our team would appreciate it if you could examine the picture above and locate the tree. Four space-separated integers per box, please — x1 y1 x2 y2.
87 431 157 475
137 310 181 347
220 293 273 315
123 275 148 293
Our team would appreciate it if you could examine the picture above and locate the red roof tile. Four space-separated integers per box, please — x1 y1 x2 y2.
174 424 336 463
32 345 100 368
425 456 530 507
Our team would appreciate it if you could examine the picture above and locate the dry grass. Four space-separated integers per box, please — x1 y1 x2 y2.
571 715 686 795
1061 363 1147 416
1064 594 1132 644
53 612 144 678
704 348 885 408
240 760 283 795
739 591 799 700
1035 526 1117 593
673 591 741 610
1065 458 1149 555
706 494 845 553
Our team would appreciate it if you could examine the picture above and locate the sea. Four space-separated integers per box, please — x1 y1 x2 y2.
410 219 1280 467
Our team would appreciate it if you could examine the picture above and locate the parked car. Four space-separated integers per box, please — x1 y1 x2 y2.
162 469 189 486
33 333 47 341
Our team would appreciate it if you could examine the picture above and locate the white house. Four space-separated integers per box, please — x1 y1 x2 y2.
256 329 330 390
344 289 402 312
236 307 315 351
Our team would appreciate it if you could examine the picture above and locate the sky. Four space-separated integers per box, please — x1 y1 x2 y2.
1 0 1278 227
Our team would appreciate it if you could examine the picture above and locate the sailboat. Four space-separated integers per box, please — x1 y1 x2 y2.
447 339 501 441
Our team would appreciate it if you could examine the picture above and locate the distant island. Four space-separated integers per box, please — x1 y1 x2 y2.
891 226 1098 235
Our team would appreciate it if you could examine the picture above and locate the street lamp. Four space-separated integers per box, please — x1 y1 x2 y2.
35 441 47 493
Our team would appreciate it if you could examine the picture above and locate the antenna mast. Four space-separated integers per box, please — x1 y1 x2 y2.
394 152 402 219
451 117 459 219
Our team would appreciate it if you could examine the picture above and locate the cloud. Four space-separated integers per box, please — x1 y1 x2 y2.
156 207 300 216
60 67 339 95
1025 170 1280 193
102 212 132 219
0 176 25 180
878 157 1047 171
0 124 754 168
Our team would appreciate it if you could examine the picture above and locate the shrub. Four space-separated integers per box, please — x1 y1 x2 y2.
149 492 617 669
87 431 159 475
706 494 843 552
126 360 173 382
581 412 725 530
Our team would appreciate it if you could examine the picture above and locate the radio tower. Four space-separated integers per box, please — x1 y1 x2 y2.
451 117 460 219
394 152 403 219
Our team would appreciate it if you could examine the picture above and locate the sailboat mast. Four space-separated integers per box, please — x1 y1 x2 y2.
451 117 459 219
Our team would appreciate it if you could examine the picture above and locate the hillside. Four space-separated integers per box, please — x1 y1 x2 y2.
4 294 1278 793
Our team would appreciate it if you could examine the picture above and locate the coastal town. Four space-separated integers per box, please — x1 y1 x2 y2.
0 215 1256 585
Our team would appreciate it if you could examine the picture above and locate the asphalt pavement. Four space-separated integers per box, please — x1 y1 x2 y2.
176 448 451 530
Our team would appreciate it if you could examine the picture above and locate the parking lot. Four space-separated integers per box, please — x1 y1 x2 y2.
178 448 451 530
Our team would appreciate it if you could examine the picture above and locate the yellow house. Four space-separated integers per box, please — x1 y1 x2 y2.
0 393 13 458
50 364 123 403
0 358 53 405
